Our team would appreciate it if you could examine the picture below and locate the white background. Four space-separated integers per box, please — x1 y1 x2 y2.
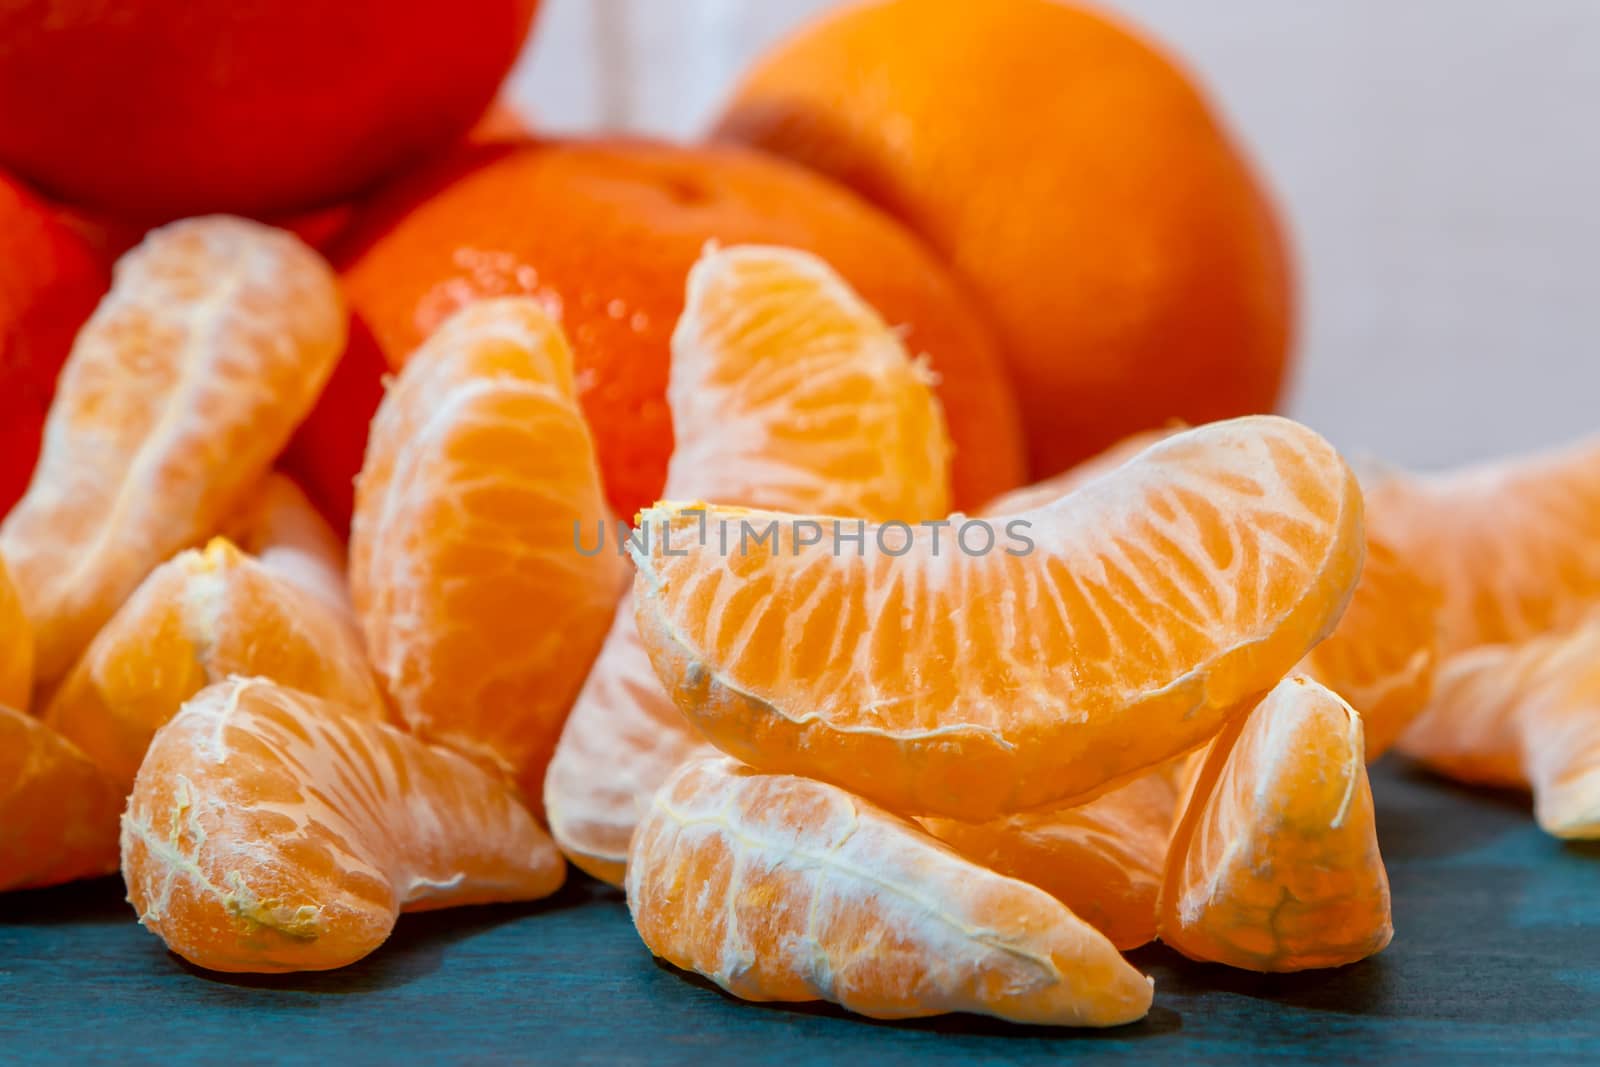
508 0 1600 471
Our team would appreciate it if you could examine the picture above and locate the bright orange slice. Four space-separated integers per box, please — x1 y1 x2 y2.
921 755 1186 951
545 244 952 884
978 426 1181 515
44 536 388 796
350 298 623 806
122 677 566 973
633 415 1365 819
627 756 1152 1026
1 705 121 891
1399 621 1600 838
1363 435 1600 655
1160 675 1392 972
1300 533 1441 758
0 216 346 682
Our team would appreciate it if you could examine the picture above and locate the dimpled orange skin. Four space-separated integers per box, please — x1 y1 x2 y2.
1400 622 1600 838
1300 534 1441 759
349 298 623 808
122 677 565 973
713 0 1293 481
0 216 346 683
627 757 1153 1027
633 416 1365 820
44 538 388 797
544 245 952 884
335 139 1022 517
1 706 122 891
921 756 1186 951
1363 435 1600 656
1160 676 1392 972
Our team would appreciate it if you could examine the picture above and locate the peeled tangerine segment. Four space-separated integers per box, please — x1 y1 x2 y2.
1399 621 1600 838
921 755 1186 951
1300 534 1441 759
633 415 1365 820
627 757 1152 1027
1363 434 1600 655
2 707 122 891
122 677 565 974
1160 675 1392 972
44 535 388 795
350 298 622 806
218 472 353 613
545 244 951 884
0 216 345 682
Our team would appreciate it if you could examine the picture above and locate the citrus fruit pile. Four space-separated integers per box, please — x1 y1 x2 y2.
0 0 1593 1035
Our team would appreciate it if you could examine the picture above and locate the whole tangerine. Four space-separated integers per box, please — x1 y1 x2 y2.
714 0 1295 479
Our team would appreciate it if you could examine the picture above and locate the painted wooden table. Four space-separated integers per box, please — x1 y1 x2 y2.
3 761 1597 1065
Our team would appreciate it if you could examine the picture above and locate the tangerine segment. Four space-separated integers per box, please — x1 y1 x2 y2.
220 472 352 612
633 415 1365 819
627 757 1153 1027
1 705 121 891
122 677 565 974
350 298 623 804
1399 623 1600 838
921 756 1187 951
0 216 345 682
663 244 951 517
1363 435 1600 655
1160 676 1392 972
0 556 31 710
1300 534 1441 759
45 538 388 795
545 244 952 884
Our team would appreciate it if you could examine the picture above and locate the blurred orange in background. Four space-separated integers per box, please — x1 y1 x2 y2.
0 1 541 219
714 0 1295 480
0 172 106 516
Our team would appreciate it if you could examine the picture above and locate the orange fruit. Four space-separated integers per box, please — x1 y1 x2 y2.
545 244 952 884
122 677 564 972
1 170 108 517
1160 675 1392 972
0 216 345 683
1399 622 1600 838
713 0 1293 480
1 705 121 892
349 298 623 807
633 416 1364 820
1363 435 1600 655
921 755 1186 951
0 2 540 218
1300 534 1441 759
44 537 388 796
627 756 1152 1026
217 473 353 609
335 139 1023 517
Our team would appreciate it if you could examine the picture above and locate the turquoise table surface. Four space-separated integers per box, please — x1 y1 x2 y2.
3 761 1598 1065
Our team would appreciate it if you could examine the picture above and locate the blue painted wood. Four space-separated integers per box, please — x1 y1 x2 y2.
3 761 1598 1065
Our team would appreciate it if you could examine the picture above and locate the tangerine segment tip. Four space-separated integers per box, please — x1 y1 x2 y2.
627 757 1152 1027
0 215 346 682
121 677 564 974
1160 675 1392 972
632 415 1364 820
